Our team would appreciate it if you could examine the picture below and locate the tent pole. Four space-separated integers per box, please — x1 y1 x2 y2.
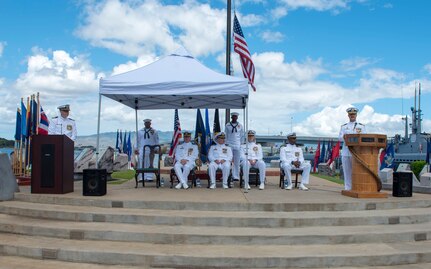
135 108 138 146
96 93 102 169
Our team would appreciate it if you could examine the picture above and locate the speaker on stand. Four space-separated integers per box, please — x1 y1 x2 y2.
83 169 107 196
392 172 412 197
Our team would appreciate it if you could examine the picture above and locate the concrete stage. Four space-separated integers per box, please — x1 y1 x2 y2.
1 173 431 269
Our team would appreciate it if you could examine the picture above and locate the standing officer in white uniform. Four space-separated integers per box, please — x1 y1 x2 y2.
173 131 198 190
208 132 233 189
135 119 159 181
48 104 77 142
241 130 266 190
338 107 366 190
225 112 244 182
280 132 311 190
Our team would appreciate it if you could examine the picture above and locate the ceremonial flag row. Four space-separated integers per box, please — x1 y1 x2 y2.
13 93 49 177
115 129 133 161
313 140 341 172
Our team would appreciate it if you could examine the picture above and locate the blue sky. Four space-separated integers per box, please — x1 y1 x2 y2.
0 0 430 142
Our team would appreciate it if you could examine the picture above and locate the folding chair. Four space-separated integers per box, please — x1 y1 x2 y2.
135 145 161 188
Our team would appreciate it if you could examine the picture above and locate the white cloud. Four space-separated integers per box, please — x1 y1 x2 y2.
15 49 101 100
383 3 393 9
77 0 227 58
424 64 431 75
261 31 284 43
278 0 349 12
0 41 5 57
294 104 407 137
339 57 378 72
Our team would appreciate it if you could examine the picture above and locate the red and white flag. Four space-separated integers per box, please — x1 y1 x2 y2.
37 106 49 135
233 13 256 91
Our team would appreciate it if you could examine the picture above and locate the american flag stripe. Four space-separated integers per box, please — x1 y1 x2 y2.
233 14 256 91
168 109 182 157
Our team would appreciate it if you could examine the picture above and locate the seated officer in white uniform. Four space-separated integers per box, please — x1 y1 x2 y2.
241 130 266 190
48 104 77 142
208 132 233 189
173 131 198 190
338 107 366 190
135 119 159 181
280 132 311 190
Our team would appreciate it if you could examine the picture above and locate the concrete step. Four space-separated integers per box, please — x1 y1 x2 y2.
14 192 431 212
1 233 431 268
1 201 431 228
0 213 430 245
2 256 431 269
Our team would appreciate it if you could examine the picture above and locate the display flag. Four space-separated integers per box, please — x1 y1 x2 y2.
313 141 321 173
122 130 127 154
119 130 123 153
21 101 27 138
168 109 182 157
319 140 326 164
15 109 21 140
37 105 49 135
327 141 340 166
233 13 256 91
425 139 430 168
127 132 132 161
380 143 395 170
213 109 221 136
204 109 211 153
195 109 207 162
115 129 120 152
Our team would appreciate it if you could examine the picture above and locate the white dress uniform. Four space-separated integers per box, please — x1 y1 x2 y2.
225 121 244 180
136 127 159 180
280 144 311 188
208 139 233 188
48 116 77 142
173 141 198 187
241 141 266 189
338 121 366 190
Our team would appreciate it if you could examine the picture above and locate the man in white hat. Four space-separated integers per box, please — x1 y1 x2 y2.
48 104 77 142
135 119 159 181
241 130 266 190
173 131 198 189
338 107 366 190
280 132 311 190
225 112 244 182
208 132 233 189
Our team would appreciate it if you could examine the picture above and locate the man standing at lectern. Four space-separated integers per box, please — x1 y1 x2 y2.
339 107 366 190
48 104 77 142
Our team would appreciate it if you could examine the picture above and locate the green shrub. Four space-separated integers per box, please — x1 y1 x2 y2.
411 160 426 180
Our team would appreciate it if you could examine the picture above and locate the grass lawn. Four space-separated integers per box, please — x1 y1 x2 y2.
109 170 135 185
312 173 344 185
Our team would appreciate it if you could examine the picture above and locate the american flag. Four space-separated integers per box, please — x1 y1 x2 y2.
233 14 256 91
37 105 49 135
168 109 182 157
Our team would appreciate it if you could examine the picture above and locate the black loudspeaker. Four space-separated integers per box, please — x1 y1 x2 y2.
393 172 412 197
83 169 107 196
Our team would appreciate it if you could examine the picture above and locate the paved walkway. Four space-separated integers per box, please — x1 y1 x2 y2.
17 173 431 204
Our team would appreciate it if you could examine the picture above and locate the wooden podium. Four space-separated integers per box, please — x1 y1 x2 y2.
342 134 388 198
31 135 74 194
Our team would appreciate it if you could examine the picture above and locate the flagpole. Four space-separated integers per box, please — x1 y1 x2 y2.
225 0 232 124
36 92 40 135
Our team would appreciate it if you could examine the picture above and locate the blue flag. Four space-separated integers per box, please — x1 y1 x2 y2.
15 109 21 140
127 132 132 161
21 101 27 139
122 131 127 154
380 143 395 170
426 138 430 166
319 140 326 163
204 109 211 154
115 129 119 152
195 109 207 163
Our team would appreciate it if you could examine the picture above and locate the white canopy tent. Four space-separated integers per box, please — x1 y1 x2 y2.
96 47 250 159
